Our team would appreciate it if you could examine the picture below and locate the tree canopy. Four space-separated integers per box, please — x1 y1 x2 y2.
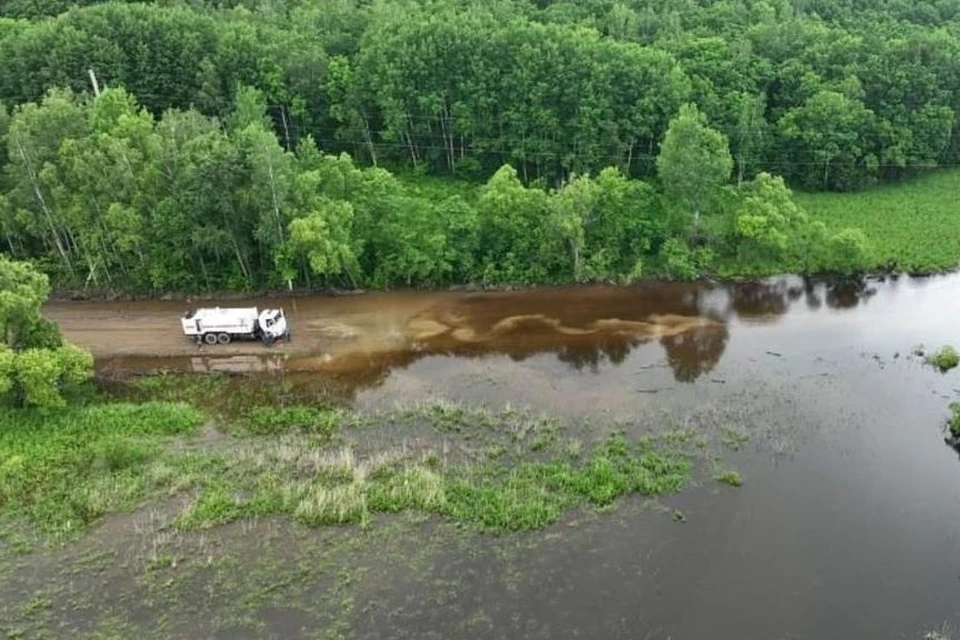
0 0 918 292
0 0 957 187
0 256 93 407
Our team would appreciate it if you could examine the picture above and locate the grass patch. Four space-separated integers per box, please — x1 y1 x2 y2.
1 384 738 541
946 402 960 440
130 372 229 405
797 169 960 273
926 346 960 373
243 405 343 437
714 467 743 487
172 432 693 533
0 401 204 539
719 426 750 451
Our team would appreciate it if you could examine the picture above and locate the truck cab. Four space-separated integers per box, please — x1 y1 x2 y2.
257 308 289 343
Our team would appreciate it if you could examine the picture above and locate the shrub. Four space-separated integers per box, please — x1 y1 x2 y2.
947 402 960 439
926 346 960 372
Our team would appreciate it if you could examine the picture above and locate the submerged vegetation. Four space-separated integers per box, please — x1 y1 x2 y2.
926 346 960 373
945 402 960 443
176 429 692 533
0 374 746 544
713 467 744 487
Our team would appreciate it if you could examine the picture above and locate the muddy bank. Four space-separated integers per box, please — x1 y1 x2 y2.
46 265 936 304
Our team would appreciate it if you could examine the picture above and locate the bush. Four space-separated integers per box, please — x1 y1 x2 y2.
5 345 94 407
658 238 713 280
823 228 871 275
926 346 960 372
948 402 960 439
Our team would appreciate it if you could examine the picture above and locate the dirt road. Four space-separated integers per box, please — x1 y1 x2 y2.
44 285 724 377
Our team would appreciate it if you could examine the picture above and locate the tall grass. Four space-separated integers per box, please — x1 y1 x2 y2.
174 433 692 533
797 169 960 273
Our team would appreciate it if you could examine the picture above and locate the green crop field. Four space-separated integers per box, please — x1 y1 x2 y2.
796 170 960 274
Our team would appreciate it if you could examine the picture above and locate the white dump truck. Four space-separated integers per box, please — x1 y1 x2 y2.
181 307 290 345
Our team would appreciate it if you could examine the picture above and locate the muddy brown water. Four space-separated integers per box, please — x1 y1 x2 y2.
44 275 960 638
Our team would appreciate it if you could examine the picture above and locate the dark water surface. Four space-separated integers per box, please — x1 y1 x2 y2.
63 275 960 638
346 276 960 639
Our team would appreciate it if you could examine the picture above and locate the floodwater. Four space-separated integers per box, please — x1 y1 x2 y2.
44 275 960 638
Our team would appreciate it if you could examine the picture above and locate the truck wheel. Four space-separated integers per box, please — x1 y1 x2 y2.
203 333 218 345
217 332 231 344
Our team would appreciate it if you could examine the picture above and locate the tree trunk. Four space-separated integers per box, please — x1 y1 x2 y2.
404 115 419 167
441 101 455 173
279 106 293 151
14 137 74 278
198 254 210 290
231 235 251 286
267 160 284 244
403 129 419 168
361 115 378 166
571 241 581 282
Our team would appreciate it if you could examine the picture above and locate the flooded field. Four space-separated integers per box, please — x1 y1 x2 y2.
28 275 960 638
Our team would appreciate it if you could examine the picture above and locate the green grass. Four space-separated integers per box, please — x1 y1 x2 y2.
926 346 960 373
0 402 204 539
243 405 343 437
0 378 743 542
173 432 693 533
947 402 960 440
0 394 700 539
796 169 960 273
714 467 743 487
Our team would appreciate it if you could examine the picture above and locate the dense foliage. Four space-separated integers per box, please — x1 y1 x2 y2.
5 0 957 290
0 256 93 406
3 0 960 187
0 87 870 291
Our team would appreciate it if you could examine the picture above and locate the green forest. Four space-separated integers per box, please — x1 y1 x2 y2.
1 0 959 291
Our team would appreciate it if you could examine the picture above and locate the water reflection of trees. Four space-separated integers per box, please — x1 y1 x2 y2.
660 324 729 383
727 276 875 318
166 277 879 397
728 280 793 318
555 337 637 372
797 277 877 311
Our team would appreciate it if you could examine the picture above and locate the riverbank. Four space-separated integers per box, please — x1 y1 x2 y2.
47 271 937 305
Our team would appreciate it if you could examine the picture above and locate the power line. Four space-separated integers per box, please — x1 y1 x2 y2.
9 84 960 171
